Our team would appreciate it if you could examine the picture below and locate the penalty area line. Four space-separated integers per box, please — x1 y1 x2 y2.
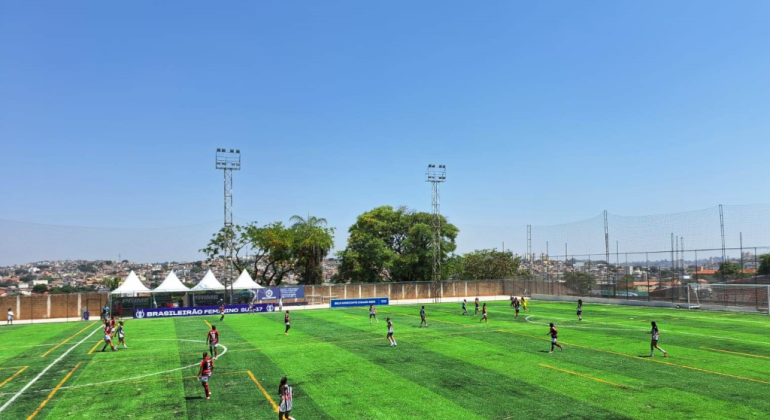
538 363 628 389
41 323 96 358
0 325 101 415
247 370 279 413
25 362 81 420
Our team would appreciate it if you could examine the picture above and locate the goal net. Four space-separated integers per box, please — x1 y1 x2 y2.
685 283 770 314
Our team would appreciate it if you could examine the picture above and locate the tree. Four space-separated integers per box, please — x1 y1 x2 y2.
201 222 298 286
442 254 465 280
461 249 522 280
758 255 770 276
32 284 48 294
102 277 122 291
716 262 743 278
563 272 596 295
290 214 335 284
617 274 635 292
337 206 459 283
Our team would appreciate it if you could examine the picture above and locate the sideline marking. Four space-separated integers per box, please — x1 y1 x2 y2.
700 347 770 360
0 367 29 388
41 323 96 358
247 370 279 413
496 329 770 386
25 362 81 420
0 325 100 415
539 363 627 389
0 340 228 398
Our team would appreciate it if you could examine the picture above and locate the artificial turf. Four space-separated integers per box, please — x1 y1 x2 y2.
1 300 769 419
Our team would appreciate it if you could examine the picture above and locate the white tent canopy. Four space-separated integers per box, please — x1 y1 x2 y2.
232 269 262 290
153 271 190 293
111 271 152 295
191 269 225 291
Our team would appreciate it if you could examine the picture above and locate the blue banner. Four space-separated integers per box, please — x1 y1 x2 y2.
254 286 305 300
330 297 390 308
134 303 276 319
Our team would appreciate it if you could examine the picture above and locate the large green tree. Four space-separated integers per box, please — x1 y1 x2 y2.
461 249 521 280
337 206 458 282
290 214 335 284
201 222 297 286
202 218 333 286
716 262 743 279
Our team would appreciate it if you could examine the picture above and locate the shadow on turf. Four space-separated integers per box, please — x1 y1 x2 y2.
185 396 204 400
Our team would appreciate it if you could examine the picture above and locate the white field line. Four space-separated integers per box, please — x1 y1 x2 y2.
521 314 770 347
0 339 227 397
0 325 101 414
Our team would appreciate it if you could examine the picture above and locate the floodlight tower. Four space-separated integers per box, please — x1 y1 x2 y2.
426 164 447 283
216 148 241 303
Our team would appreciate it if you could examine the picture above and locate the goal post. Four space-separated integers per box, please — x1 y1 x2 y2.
687 283 770 314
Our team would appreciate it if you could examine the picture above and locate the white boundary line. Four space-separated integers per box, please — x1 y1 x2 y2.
0 340 228 398
0 325 101 414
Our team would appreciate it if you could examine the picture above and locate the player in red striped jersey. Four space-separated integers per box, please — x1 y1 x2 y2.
197 352 214 400
547 323 564 353
219 303 225 321
284 311 291 335
479 303 488 324
207 325 220 360
100 321 116 352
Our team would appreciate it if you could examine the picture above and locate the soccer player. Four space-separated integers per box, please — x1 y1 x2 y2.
474 298 480 315
369 304 378 324
278 376 294 420
648 321 667 357
577 299 583 321
419 306 428 328
7 308 13 325
510 295 515 309
116 321 128 349
101 321 116 352
284 311 291 335
514 298 521 318
479 303 488 324
386 317 397 346
521 296 529 312
547 322 563 353
219 303 225 321
197 352 214 400
462 299 468 316
109 316 117 334
207 325 220 360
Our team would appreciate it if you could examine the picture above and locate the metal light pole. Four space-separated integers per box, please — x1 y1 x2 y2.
216 148 241 304
426 164 446 284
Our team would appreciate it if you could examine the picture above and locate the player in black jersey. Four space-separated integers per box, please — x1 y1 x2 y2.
419 306 428 327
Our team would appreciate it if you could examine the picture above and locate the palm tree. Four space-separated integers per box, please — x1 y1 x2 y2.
290 213 332 284
289 213 327 228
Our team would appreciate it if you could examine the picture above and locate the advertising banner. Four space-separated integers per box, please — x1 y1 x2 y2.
330 297 390 308
254 286 305 300
134 303 276 319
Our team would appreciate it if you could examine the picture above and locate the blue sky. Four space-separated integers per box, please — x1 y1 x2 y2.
2 1 770 265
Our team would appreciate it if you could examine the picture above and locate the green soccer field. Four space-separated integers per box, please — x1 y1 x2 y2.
1 300 770 420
